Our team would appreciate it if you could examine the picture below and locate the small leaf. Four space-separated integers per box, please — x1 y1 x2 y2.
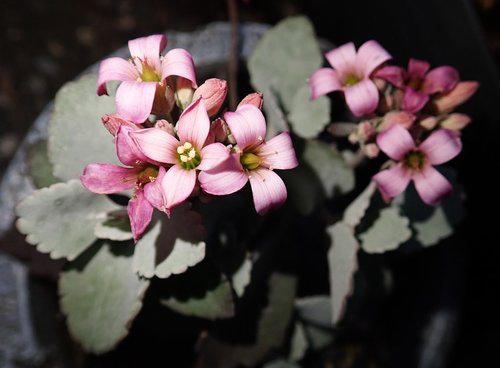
289 322 308 362
295 295 332 328
132 204 206 278
289 85 330 138
16 180 122 261
359 207 412 254
49 74 119 181
26 139 59 188
327 222 359 324
230 255 253 298
94 212 133 241
59 242 150 353
343 182 377 227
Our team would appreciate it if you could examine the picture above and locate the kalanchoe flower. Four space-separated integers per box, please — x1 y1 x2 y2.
308 40 391 116
97 34 197 123
130 98 230 214
372 124 462 206
192 78 228 116
101 113 140 136
198 104 298 214
80 126 166 241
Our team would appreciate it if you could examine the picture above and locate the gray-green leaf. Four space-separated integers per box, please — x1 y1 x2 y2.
343 182 377 227
26 139 59 188
295 295 332 328
289 85 330 138
94 213 133 241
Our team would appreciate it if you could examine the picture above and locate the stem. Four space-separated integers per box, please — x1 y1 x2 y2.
226 0 239 110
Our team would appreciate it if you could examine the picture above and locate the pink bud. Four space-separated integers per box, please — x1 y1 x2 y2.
101 113 140 136
419 116 439 130
440 113 471 131
238 92 264 110
378 111 415 131
363 143 380 158
193 78 228 116
433 81 479 113
154 119 176 136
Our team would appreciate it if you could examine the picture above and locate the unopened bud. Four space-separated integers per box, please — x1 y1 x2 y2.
419 116 439 130
193 78 228 116
440 113 471 131
433 81 479 114
238 92 264 110
378 111 415 131
102 113 140 136
363 143 380 158
154 119 176 136
175 77 195 110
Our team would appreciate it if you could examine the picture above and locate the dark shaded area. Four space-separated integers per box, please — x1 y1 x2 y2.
1 0 500 367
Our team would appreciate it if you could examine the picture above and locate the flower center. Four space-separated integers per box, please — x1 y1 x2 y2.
177 142 201 170
140 62 160 82
240 152 261 171
137 165 159 186
344 73 361 86
403 150 426 170
408 76 423 91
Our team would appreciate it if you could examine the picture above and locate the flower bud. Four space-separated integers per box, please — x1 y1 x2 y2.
363 143 380 158
175 77 195 110
238 92 264 110
378 110 415 131
433 81 479 113
154 119 176 136
101 113 140 136
193 78 227 116
440 113 471 131
419 116 439 130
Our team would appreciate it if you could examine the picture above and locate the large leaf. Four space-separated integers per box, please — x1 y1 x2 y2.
359 207 412 254
59 242 150 353
132 204 206 278
26 139 59 188
343 182 377 227
289 85 330 138
327 222 359 325
94 211 133 241
48 73 119 181
16 179 122 260
295 295 332 328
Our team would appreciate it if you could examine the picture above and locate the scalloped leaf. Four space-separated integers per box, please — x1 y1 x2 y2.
26 139 60 188
15 179 122 261
59 242 149 353
94 212 133 241
231 255 253 297
48 73 119 181
132 204 206 278
295 295 332 328
343 182 377 227
289 85 330 138
327 222 359 325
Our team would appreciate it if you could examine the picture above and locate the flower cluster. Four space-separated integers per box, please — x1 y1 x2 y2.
81 35 298 241
309 40 478 206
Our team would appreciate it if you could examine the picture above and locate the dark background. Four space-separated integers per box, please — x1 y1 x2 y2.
1 0 500 367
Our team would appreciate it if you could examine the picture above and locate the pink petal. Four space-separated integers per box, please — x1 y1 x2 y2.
255 132 298 170
128 34 166 72
356 40 391 77
176 98 210 149
418 129 462 165
422 66 459 95
376 124 415 161
408 58 430 79
413 165 452 206
97 57 139 95
161 48 197 87
402 88 429 113
128 189 154 242
224 104 267 151
144 166 167 211
129 127 179 164
325 42 357 73
115 80 157 123
372 163 411 199
198 143 230 171
308 68 342 99
374 65 406 87
80 164 138 194
343 79 379 116
248 168 287 215
198 154 248 195
161 165 197 212
116 126 149 166
102 113 141 135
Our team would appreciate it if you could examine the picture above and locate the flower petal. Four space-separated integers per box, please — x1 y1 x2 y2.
308 68 342 99
80 164 138 194
224 104 267 151
176 98 210 149
198 143 230 171
129 127 179 164
418 128 462 165
256 132 298 170
413 165 452 206
116 126 148 166
343 79 379 116
422 66 459 95
128 34 166 72
161 165 197 212
356 40 391 77
374 65 406 87
248 168 287 215
128 189 154 242
144 166 167 211
402 88 429 113
199 154 248 195
372 163 411 200
115 80 157 123
408 58 430 79
97 57 139 95
161 48 197 87
325 42 357 73
376 124 415 161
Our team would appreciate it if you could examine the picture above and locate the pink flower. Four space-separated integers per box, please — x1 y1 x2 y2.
97 34 197 123
372 124 462 206
308 40 391 116
198 105 298 214
129 98 230 214
80 126 166 241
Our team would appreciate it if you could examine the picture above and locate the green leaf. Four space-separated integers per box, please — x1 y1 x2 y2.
230 255 253 298
48 74 119 181
359 207 412 254
343 182 377 227
327 222 359 324
26 139 59 188
289 85 330 138
59 242 150 353
94 211 133 241
289 322 308 362
295 295 332 328
16 179 122 261
132 204 206 278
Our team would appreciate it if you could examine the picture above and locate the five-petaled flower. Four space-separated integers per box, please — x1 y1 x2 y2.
308 40 391 116
198 104 298 214
372 124 462 206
